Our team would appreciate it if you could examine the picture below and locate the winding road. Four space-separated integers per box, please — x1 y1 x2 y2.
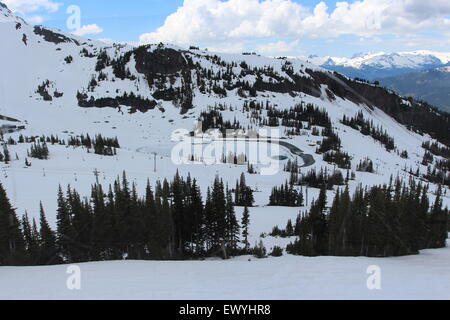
136 138 316 168
276 140 316 168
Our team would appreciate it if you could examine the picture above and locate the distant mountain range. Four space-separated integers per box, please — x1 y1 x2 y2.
303 51 450 112
305 51 450 80
379 67 450 113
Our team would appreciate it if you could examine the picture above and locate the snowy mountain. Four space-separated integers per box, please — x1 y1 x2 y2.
307 51 450 80
0 2 449 299
380 67 450 113
0 0 448 225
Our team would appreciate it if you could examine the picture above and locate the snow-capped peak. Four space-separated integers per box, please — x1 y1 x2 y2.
307 51 450 70
403 50 450 65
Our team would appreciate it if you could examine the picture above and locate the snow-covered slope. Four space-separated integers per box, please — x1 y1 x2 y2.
2 241 450 300
0 2 449 258
0 2 449 300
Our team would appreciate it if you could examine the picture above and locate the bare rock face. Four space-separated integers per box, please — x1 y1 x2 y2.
33 26 80 46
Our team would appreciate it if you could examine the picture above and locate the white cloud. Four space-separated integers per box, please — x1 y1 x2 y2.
97 38 114 44
139 0 450 47
26 15 44 24
3 0 61 14
207 41 246 53
257 40 300 54
72 24 104 37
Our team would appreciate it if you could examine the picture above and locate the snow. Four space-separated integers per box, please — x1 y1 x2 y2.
0 8 448 229
437 66 450 73
0 3 449 300
1 240 449 300
304 51 450 70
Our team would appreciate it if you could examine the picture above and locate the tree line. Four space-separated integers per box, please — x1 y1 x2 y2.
0 172 255 266
68 133 120 156
342 111 395 151
286 178 448 257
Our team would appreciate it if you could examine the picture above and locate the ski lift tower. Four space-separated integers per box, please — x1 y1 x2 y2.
151 152 157 173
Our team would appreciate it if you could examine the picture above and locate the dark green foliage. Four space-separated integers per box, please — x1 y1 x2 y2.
21 213 39 264
199 108 243 133
323 150 352 169
422 151 434 166
2 145 10 163
64 55 73 64
241 206 250 251
252 240 267 259
317 130 341 153
422 141 450 159
286 180 448 257
269 181 304 207
29 141 49 160
95 50 110 71
270 220 295 238
68 133 119 156
270 246 283 257
342 112 395 151
357 158 374 173
290 167 345 189
264 103 331 131
36 80 52 101
423 166 450 187
234 173 254 207
111 52 136 80
38 203 59 265
77 91 157 113
80 48 95 58
0 184 26 265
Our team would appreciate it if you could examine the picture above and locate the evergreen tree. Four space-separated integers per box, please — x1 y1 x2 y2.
0 183 25 265
22 212 39 263
56 185 73 262
287 179 448 258
309 188 329 255
241 207 250 252
428 186 448 248
225 187 240 254
38 202 59 265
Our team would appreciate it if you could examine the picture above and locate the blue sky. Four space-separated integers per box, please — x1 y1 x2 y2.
5 0 450 57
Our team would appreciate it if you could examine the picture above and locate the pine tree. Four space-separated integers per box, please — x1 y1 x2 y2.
38 202 59 265
309 188 329 255
91 183 115 260
3 145 10 163
241 207 250 252
235 173 254 207
56 185 73 262
225 187 240 254
189 179 205 256
0 183 25 265
428 186 448 248
172 171 186 255
22 212 39 264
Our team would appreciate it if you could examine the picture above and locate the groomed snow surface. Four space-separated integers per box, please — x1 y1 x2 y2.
1 240 449 300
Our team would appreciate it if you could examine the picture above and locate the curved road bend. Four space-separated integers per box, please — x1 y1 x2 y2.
136 139 316 168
